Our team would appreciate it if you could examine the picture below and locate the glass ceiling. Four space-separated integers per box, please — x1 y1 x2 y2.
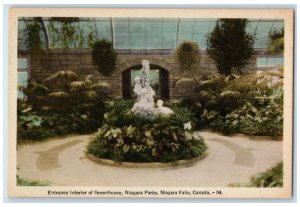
18 18 284 50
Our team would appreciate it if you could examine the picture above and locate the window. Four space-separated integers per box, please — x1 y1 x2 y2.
257 57 284 68
17 57 29 99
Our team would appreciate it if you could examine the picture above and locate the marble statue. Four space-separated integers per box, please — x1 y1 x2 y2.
141 60 150 87
156 100 174 115
131 60 173 117
133 76 142 102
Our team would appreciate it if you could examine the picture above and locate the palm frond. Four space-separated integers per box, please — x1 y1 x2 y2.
44 70 78 91
21 80 49 96
48 91 69 98
225 74 239 83
199 80 219 90
223 68 283 94
207 73 226 82
69 81 88 91
220 91 242 106
44 70 77 83
90 82 112 94
199 91 221 107
85 90 98 100
175 78 199 88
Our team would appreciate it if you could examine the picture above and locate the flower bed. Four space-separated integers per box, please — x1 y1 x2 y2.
86 100 207 163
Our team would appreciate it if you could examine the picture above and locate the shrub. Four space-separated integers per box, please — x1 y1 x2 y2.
207 19 255 75
17 104 101 141
229 162 283 187
184 70 283 137
44 70 78 92
19 80 49 110
18 71 110 141
91 39 117 76
21 71 109 113
204 99 283 138
176 41 200 71
87 99 206 163
88 124 207 163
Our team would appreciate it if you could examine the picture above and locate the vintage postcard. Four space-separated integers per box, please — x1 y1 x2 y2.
7 8 294 198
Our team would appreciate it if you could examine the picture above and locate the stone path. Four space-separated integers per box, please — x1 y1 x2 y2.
17 131 283 187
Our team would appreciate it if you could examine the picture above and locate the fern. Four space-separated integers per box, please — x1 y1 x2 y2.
44 70 78 91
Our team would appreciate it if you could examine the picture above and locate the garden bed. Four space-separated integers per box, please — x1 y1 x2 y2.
86 100 208 163
85 151 208 168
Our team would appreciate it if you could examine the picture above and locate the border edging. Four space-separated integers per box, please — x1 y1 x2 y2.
85 152 208 169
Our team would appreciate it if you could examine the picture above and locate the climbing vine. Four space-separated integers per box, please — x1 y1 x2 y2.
48 17 80 48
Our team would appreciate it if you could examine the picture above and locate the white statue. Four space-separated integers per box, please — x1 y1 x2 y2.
141 60 150 87
156 100 174 115
133 76 142 102
131 60 173 117
145 82 155 104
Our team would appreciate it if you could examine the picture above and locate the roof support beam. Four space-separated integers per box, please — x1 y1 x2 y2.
110 17 115 48
40 18 50 49
176 18 180 48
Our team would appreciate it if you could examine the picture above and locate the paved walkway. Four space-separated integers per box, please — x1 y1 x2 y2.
17 131 282 187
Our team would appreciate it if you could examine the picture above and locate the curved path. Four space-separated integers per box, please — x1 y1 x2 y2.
17 131 282 187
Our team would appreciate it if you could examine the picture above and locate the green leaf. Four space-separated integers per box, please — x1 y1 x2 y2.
232 120 238 126
122 144 130 153
184 131 193 141
144 130 152 138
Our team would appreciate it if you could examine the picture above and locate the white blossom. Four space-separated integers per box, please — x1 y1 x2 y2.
81 114 88 119
184 122 192 130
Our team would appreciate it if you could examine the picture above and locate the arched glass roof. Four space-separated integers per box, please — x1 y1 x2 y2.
18 17 284 51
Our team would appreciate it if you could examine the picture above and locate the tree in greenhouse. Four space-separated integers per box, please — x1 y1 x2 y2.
91 39 117 76
207 19 255 75
24 18 46 56
176 41 200 71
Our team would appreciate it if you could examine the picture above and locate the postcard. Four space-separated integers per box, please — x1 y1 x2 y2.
7 8 294 198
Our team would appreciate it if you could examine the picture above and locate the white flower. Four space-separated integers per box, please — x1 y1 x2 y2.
21 107 32 113
183 122 192 130
81 114 88 119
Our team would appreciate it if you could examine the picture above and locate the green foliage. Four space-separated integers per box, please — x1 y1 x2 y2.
87 99 206 163
48 17 80 48
223 70 282 98
183 71 283 137
176 41 200 70
207 19 255 75
197 73 242 113
209 100 283 137
24 18 46 56
88 124 207 163
103 99 196 129
21 70 109 113
267 28 284 54
229 162 283 187
17 103 102 141
91 39 117 76
19 80 49 110
44 70 78 91
17 176 50 186
18 71 110 141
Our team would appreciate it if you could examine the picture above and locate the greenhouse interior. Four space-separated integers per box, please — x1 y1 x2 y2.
16 17 285 188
